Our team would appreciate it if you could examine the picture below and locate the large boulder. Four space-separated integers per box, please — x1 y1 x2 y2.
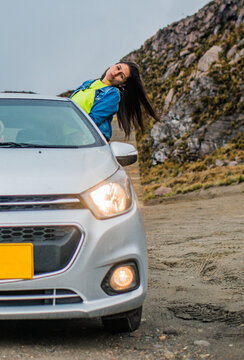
197 46 223 72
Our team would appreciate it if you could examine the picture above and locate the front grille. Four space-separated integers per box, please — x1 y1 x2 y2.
0 289 83 306
0 195 60 202
0 226 83 275
0 195 84 211
0 226 76 243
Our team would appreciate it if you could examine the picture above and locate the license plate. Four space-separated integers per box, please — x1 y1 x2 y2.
0 243 34 279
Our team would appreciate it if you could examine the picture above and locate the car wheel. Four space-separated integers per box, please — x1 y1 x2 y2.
102 306 142 333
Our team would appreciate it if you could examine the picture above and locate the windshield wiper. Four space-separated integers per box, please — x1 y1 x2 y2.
0 142 80 148
0 142 28 148
0 142 49 148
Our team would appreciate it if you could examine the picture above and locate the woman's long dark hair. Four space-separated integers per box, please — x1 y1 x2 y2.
101 61 158 137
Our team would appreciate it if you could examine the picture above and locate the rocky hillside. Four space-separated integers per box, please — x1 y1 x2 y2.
123 0 244 201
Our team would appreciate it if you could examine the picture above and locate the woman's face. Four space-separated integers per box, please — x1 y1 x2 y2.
103 63 130 86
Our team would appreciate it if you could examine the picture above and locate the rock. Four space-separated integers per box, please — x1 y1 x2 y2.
153 148 170 163
187 32 198 43
198 46 223 72
197 75 217 92
155 186 172 196
164 88 175 109
229 48 244 64
227 160 238 166
184 53 197 68
180 49 190 57
227 45 237 59
219 3 227 13
194 340 210 347
200 355 211 359
178 70 185 78
159 335 167 340
214 25 221 35
190 70 203 80
163 350 175 359
236 7 244 27
151 123 169 145
204 11 214 23
212 63 222 69
152 40 160 52
163 328 180 336
238 38 244 46
221 28 230 41
165 50 177 62
162 62 179 80
187 137 200 153
215 159 225 167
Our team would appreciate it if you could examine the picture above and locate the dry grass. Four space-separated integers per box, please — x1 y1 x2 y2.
142 143 244 201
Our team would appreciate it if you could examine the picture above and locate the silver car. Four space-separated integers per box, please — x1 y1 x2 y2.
0 93 147 332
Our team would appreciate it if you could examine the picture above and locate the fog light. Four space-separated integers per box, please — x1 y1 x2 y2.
101 262 140 295
110 266 135 291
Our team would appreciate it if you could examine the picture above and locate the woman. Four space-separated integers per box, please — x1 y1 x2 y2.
71 61 158 141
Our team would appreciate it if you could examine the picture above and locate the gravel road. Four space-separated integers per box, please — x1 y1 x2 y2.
0 125 243 360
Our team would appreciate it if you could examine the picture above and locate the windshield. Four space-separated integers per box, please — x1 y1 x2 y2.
0 99 104 148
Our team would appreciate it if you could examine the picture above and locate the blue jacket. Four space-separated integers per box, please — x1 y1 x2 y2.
70 80 120 141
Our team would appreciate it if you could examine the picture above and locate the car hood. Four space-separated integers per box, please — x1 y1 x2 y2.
0 146 118 195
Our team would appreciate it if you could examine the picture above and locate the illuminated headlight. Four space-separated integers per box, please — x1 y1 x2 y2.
110 266 135 291
101 262 140 295
81 169 133 219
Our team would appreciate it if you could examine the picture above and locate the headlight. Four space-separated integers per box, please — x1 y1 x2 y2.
101 261 140 295
81 169 133 219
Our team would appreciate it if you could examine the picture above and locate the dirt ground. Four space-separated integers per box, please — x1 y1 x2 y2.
0 127 243 360
142 183 244 360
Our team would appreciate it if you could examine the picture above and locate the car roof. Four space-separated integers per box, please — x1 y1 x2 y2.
0 93 69 101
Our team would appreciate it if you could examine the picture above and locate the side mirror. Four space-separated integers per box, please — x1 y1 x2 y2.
110 141 137 166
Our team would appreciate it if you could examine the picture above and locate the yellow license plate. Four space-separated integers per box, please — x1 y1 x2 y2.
0 243 34 279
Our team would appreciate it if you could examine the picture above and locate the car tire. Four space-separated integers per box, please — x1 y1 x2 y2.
101 306 142 333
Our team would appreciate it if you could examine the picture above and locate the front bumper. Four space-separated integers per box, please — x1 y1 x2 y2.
0 203 147 320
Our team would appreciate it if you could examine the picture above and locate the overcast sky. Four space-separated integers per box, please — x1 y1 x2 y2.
0 0 210 95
